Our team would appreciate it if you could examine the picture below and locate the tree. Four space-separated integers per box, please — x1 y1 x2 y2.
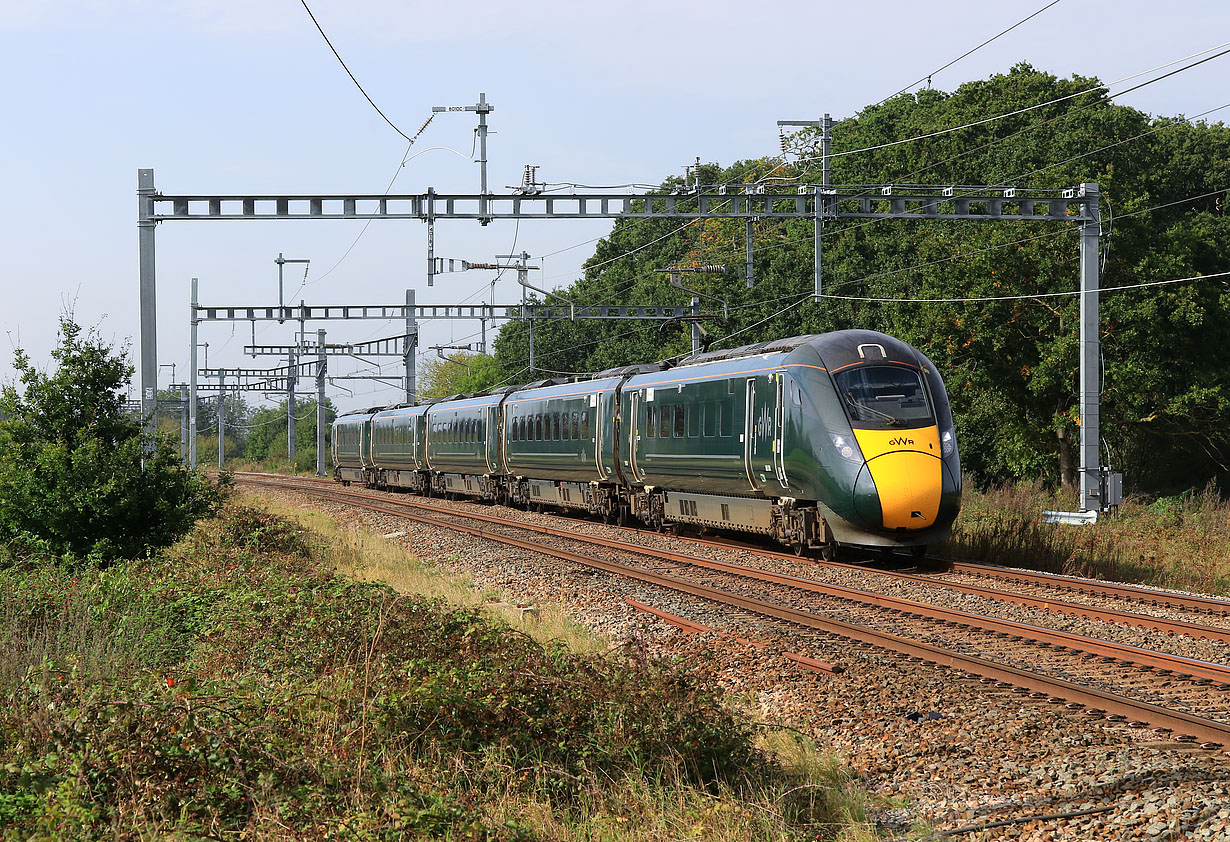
243 397 337 471
418 352 506 400
0 317 229 563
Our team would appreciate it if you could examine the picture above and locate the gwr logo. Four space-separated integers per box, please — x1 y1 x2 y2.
888 436 915 447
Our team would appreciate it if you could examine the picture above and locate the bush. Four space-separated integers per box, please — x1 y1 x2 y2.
0 317 228 564
0 506 776 839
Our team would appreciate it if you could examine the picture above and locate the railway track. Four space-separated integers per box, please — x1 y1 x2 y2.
237 472 1230 749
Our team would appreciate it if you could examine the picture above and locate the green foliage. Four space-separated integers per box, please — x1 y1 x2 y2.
490 64 1230 493
0 503 789 839
242 397 336 464
0 317 229 563
418 351 507 399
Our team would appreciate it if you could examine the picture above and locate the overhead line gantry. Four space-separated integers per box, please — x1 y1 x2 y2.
139 170 1105 512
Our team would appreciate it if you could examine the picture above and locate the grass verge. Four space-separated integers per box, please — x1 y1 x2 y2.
941 481 1230 595
0 496 880 840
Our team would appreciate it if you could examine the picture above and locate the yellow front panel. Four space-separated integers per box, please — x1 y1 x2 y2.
853 427 942 529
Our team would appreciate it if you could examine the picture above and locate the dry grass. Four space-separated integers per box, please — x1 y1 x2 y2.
244 488 608 655
942 481 1230 594
237 490 888 840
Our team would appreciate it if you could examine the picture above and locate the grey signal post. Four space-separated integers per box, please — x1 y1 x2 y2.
1079 184 1102 515
139 170 1106 512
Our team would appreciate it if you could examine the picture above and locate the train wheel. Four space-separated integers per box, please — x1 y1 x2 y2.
820 543 836 561
791 541 806 557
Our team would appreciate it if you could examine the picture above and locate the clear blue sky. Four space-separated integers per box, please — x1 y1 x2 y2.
1 1 1226 410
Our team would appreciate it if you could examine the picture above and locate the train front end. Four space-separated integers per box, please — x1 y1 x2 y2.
790 331 961 552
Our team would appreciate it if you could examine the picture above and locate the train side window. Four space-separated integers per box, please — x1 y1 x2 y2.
562 413 571 440
674 405 685 438
571 411 579 440
551 413 560 440
646 406 656 437
581 410 590 439
719 404 733 437
791 380 803 406
511 417 518 441
703 401 717 437
659 404 671 438
687 402 700 437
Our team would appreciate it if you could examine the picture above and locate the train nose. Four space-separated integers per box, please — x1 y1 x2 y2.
852 451 943 530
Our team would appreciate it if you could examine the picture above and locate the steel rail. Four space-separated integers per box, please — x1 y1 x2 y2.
233 473 1230 622
240 475 1230 747
944 561 1230 616
239 476 1230 680
660 528 1230 617
623 597 841 675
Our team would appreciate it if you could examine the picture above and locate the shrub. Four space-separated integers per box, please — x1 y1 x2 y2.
0 316 228 564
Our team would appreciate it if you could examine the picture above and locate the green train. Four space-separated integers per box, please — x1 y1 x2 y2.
332 330 961 557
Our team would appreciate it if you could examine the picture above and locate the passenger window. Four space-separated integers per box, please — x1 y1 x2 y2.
553 413 561 440
674 405 685 438
703 401 717 437
562 413 571 440
659 404 671 438
719 403 733 437
646 406 656 437
687 402 700 437
571 412 579 440
535 414 543 441
581 410 590 439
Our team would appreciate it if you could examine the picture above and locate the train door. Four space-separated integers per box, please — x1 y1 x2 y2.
593 395 604 477
744 376 779 491
774 370 789 488
484 404 499 473
628 391 645 483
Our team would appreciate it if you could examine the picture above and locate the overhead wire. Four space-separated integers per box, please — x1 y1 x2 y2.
874 0 1065 106
299 0 415 143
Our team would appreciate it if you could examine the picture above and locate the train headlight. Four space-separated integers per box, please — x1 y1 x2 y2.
829 433 863 463
940 428 955 457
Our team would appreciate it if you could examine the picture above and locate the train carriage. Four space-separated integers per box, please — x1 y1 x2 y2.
332 409 377 485
501 376 624 515
369 403 432 493
333 329 961 557
424 393 506 498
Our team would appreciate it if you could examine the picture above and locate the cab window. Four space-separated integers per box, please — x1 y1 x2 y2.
834 365 934 429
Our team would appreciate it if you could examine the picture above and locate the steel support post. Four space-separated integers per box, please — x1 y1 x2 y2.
521 275 534 375
745 219 754 289
189 278 199 469
137 169 158 427
814 187 823 300
426 190 435 286
405 289 417 403
1078 183 1102 512
477 92 490 225
217 370 226 470
691 297 701 355
179 385 188 463
287 348 297 460
316 329 326 477
821 114 833 189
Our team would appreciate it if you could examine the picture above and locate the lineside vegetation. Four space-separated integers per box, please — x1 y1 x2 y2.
0 499 880 840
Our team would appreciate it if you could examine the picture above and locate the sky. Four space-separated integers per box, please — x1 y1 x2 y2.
1 0 1228 413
